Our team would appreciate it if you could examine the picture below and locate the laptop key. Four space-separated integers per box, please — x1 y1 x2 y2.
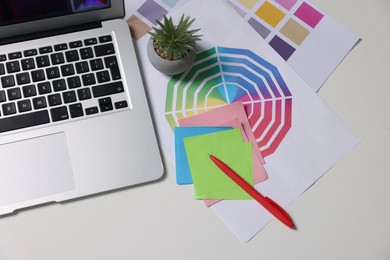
17 99 32 112
67 76 81 89
36 55 50 67
52 79 67 92
115 100 128 109
82 73 95 86
75 61 89 74
80 47 94 59
77 88 91 100
7 88 21 100
21 58 35 70
94 43 115 57
0 90 6 102
92 81 124 98
22 85 37 97
61 64 75 76
2 103 17 116
104 56 121 80
31 69 45 82
1 75 15 87
0 64 5 75
16 72 30 85
50 106 69 122
63 90 77 103
24 49 38 57
0 110 50 133
54 43 68 51
39 46 53 54
90 58 103 71
37 82 52 94
84 38 98 46
69 103 84 118
0 54 6 61
8 52 22 60
99 35 112 43
6 61 20 73
98 97 113 112
85 106 98 115
32 96 47 109
65 50 79 62
69 41 83 48
51 53 65 65
46 67 60 79
48 93 62 106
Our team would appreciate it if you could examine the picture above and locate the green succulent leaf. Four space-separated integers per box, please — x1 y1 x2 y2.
148 14 202 60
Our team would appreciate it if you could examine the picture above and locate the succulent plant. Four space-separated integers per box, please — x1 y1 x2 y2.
149 14 202 61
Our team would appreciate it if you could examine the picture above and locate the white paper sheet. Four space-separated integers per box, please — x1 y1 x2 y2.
134 0 359 242
227 0 359 91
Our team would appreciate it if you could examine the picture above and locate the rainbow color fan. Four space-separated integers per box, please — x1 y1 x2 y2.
165 46 293 157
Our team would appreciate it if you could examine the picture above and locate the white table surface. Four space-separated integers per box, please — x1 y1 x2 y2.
1 1 389 259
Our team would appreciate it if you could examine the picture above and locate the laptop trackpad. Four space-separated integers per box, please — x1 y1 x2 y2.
0 133 75 207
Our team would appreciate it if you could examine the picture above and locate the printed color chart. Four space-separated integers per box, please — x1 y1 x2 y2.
229 0 359 90
127 0 181 40
165 47 293 157
231 0 322 60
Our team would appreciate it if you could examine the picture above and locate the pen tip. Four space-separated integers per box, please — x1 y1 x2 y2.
290 223 297 230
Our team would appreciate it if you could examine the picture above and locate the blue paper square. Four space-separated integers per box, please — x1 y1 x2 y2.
174 126 232 184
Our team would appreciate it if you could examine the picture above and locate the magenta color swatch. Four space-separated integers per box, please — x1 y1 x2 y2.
275 0 298 11
294 2 323 28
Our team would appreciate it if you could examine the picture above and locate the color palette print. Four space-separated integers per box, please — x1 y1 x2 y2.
127 0 184 40
228 0 359 90
165 46 293 157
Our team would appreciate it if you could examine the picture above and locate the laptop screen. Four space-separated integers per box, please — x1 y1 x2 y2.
0 0 111 26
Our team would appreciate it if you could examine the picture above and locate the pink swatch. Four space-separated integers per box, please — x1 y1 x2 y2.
294 2 323 28
275 0 297 11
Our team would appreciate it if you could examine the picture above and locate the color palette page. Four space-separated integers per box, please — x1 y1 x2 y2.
133 0 359 242
126 0 190 40
228 0 359 91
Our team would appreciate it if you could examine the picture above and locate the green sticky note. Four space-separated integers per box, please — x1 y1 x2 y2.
184 128 254 200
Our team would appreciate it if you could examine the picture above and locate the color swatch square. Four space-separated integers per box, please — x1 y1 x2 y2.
280 18 310 45
230 3 247 17
237 0 258 10
137 0 168 25
294 2 323 28
248 18 271 39
269 35 295 60
274 0 298 11
255 1 286 28
161 0 180 8
127 15 151 40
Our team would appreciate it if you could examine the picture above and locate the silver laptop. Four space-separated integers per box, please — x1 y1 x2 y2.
0 0 163 215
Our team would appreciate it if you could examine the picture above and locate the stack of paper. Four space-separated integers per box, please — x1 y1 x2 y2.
128 0 360 242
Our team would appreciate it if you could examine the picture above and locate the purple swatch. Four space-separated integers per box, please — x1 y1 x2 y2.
294 2 323 28
269 36 295 60
248 18 270 39
138 0 168 25
230 3 247 17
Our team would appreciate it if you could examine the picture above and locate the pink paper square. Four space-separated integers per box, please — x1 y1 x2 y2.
294 2 323 28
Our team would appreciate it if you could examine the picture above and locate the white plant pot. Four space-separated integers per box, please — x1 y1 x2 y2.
147 38 196 75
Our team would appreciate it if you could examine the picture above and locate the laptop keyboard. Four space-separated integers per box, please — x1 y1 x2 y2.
0 34 129 134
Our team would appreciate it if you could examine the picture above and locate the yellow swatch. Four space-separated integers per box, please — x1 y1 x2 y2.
238 0 258 10
256 1 285 28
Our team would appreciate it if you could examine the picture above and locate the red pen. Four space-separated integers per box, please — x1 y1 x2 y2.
209 154 296 229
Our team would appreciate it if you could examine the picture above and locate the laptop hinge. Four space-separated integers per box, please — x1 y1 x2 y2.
0 22 102 46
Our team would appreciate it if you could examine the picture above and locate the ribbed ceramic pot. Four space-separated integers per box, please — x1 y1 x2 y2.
147 38 196 75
